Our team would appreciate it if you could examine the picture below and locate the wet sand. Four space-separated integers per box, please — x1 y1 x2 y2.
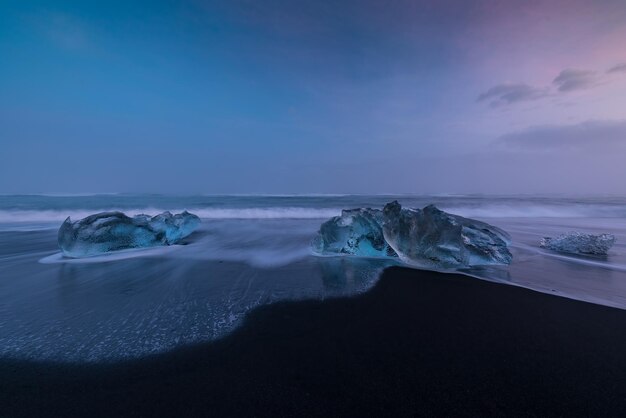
2 267 626 417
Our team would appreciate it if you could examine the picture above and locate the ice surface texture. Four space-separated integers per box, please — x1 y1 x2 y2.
540 232 615 256
312 208 397 258
58 211 200 258
382 201 511 268
313 201 512 268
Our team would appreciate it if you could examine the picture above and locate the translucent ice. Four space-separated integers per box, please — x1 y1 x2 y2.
382 201 512 268
149 211 201 243
312 208 397 258
312 201 511 268
540 232 615 256
58 211 200 258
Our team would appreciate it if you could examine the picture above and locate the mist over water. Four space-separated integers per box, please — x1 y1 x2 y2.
1 194 626 362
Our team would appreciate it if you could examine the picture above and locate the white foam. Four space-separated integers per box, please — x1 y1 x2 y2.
39 246 182 264
0 207 342 224
192 207 341 219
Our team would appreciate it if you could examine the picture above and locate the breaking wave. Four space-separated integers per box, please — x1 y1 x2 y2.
2 204 626 226
0 207 343 224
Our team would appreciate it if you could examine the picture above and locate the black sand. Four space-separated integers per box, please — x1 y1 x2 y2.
2 267 626 417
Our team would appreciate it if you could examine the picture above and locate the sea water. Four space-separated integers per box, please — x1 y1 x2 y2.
1 194 626 362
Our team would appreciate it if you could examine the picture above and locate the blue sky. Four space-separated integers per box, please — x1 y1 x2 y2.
1 0 626 194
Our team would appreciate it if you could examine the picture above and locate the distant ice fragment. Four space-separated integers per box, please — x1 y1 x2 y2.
58 211 200 258
312 201 512 268
312 208 397 258
540 232 615 256
382 201 512 268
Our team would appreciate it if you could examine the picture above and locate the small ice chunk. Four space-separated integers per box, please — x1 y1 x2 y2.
540 232 615 256
382 201 512 268
149 211 201 244
58 211 200 258
312 208 397 258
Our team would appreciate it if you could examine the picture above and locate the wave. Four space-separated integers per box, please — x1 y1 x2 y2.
193 207 342 219
0 201 624 225
441 204 623 218
0 207 343 223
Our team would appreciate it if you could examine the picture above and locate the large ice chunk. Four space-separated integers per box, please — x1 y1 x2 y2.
58 211 200 258
312 201 512 268
540 232 615 256
312 208 397 258
381 201 512 268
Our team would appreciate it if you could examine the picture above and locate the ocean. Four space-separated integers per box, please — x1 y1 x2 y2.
1 194 626 362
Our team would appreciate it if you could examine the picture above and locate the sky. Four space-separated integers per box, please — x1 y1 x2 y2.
1 0 626 194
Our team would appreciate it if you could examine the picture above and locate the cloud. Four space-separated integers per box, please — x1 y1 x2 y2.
478 63 620 107
552 69 597 92
498 120 626 150
607 63 626 74
476 83 547 106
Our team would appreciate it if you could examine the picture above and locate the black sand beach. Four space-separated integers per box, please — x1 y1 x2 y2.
2 267 626 417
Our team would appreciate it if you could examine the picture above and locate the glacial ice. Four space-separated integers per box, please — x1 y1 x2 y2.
540 232 615 256
382 201 512 268
312 201 512 268
312 208 397 258
58 211 201 258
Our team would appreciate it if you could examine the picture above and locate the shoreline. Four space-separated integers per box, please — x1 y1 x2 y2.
3 266 626 416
